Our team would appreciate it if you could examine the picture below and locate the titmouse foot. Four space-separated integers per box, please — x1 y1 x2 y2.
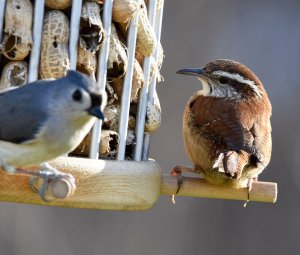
0 159 16 174
29 163 76 202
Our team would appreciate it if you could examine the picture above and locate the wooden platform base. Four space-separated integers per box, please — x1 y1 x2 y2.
0 157 277 210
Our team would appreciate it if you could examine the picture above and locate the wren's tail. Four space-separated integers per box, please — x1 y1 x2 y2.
222 151 248 179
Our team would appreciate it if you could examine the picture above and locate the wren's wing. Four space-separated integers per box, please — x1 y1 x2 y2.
0 81 50 144
190 96 271 176
249 114 272 167
190 97 255 154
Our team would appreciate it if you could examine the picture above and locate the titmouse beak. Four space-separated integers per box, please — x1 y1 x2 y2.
88 107 105 120
87 93 105 120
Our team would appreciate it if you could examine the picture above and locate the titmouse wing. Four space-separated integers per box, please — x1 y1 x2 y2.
0 80 50 144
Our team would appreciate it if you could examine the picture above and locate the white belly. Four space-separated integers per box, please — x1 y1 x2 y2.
0 117 96 167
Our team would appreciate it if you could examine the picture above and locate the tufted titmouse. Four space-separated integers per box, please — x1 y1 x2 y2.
0 70 106 200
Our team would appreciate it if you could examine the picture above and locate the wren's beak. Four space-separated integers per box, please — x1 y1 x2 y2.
87 93 105 120
176 68 212 95
176 68 209 78
176 68 211 82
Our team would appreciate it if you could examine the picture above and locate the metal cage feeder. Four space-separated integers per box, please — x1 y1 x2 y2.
0 0 277 210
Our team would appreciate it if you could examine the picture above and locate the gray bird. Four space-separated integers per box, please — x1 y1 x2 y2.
0 70 106 200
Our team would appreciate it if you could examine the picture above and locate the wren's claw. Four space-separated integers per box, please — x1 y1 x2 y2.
170 166 184 204
170 165 197 204
170 165 204 204
29 163 76 202
243 177 258 207
171 165 184 195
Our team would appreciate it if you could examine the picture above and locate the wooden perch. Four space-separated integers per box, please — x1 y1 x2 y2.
0 157 277 210
161 176 277 203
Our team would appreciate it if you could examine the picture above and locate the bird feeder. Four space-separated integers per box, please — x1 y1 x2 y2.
0 0 277 210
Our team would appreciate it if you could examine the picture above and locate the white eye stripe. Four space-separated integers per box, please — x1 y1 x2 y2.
211 70 262 97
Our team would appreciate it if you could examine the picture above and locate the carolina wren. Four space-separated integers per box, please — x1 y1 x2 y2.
173 59 272 197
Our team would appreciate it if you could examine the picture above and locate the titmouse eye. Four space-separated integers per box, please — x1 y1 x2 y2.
72 89 82 101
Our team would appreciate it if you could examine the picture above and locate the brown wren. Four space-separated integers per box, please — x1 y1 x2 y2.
173 59 272 198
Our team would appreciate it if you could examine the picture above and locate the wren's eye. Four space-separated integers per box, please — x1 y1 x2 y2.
219 77 230 84
72 89 82 102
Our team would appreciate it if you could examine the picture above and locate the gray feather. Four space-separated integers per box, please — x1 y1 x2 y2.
0 71 96 144
0 80 50 143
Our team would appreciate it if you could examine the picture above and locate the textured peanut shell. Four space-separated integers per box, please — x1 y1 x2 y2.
40 11 70 79
156 42 164 70
1 0 33 60
1 34 32 60
135 53 163 83
144 92 161 133
127 102 160 133
128 90 161 133
0 61 28 90
119 2 157 57
40 43 70 79
136 41 164 83
107 23 128 80
72 130 120 158
77 46 97 78
103 105 137 133
106 82 118 105
136 42 164 69
45 0 71 10
103 105 120 131
100 130 120 156
71 133 90 157
111 59 144 103
131 59 145 102
126 129 135 145
4 0 33 43
124 128 136 160
42 10 69 43
79 2 105 52
149 55 163 83
85 0 103 3
112 0 138 23
136 2 157 56
144 0 164 12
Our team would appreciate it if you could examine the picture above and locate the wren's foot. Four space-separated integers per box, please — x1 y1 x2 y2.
28 163 76 202
170 165 196 204
170 166 184 194
243 177 258 207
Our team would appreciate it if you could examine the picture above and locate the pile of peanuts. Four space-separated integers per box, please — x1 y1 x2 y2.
0 0 164 160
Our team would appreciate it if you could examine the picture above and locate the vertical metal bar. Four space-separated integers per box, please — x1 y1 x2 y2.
69 0 82 70
89 0 113 159
28 0 45 82
133 0 157 161
142 0 164 160
117 0 142 160
0 0 6 44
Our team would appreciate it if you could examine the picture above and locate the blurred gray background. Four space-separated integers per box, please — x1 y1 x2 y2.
1 0 300 254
